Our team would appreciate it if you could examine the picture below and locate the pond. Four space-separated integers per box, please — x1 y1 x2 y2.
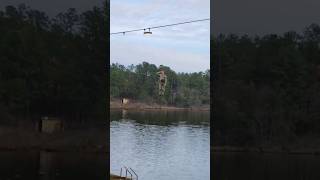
0 120 107 180
214 152 320 180
110 109 210 180
0 151 107 179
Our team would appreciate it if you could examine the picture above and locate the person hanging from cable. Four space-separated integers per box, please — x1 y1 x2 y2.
157 69 167 96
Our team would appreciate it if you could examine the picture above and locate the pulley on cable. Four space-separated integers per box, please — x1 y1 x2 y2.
143 28 152 35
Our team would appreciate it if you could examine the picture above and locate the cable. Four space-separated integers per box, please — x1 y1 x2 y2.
110 18 210 35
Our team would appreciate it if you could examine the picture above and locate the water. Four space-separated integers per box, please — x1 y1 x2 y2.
0 120 107 180
110 110 210 180
214 152 320 180
0 151 107 179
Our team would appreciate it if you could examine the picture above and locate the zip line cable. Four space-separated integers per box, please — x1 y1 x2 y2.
110 18 210 35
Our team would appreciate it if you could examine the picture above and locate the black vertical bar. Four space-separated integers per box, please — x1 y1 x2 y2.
210 0 214 179
106 0 111 179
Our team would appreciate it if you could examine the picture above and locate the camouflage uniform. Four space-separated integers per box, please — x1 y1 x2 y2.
157 70 167 96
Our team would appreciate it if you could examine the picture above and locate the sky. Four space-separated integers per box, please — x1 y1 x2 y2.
0 0 103 17
2 0 320 71
213 0 320 36
110 0 210 73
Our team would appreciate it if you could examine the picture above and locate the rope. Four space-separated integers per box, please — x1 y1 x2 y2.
110 18 210 35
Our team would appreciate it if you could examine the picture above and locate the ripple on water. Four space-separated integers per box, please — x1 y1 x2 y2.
110 111 210 180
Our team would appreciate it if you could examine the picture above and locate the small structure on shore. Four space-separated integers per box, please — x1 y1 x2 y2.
122 98 129 105
39 117 64 133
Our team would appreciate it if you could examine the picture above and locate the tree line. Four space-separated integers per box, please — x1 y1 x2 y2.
213 24 320 147
0 3 108 123
110 62 210 107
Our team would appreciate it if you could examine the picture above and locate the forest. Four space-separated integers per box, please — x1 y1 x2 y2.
0 3 108 123
110 62 210 107
213 24 320 148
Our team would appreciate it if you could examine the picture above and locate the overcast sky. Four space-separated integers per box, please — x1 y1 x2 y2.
0 0 103 17
2 0 320 71
213 0 320 36
111 0 210 73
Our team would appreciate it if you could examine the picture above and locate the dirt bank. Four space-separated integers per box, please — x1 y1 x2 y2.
110 100 209 111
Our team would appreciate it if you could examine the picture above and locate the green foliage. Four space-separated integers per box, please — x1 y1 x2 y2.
213 24 320 146
0 4 107 122
110 62 210 107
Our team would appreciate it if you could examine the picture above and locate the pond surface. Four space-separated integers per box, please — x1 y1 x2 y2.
214 152 320 180
110 110 210 180
0 151 107 179
0 120 107 180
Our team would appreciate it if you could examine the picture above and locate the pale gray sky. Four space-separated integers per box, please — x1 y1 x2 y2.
110 0 210 73
0 0 103 16
213 0 320 36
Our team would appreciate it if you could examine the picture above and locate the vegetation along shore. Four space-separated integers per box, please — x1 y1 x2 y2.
110 62 210 109
213 24 320 151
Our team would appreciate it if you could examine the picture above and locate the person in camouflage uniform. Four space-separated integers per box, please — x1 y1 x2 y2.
157 70 167 96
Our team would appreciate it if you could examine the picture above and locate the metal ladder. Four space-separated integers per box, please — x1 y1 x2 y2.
119 166 138 180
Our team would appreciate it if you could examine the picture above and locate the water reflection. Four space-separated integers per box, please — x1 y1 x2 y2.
111 109 210 126
0 151 107 180
214 152 320 180
0 117 107 180
110 110 210 180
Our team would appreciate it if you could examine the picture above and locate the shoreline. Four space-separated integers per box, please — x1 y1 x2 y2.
0 147 107 153
110 100 210 111
0 126 107 153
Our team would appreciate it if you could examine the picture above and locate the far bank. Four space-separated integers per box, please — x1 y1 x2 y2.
110 99 210 111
